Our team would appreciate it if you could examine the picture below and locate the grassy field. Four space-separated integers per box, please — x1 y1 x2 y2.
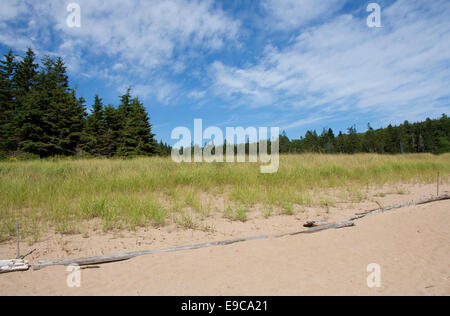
1 154 449 243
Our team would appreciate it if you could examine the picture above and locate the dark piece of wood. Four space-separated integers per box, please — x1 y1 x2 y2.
19 249 36 260
275 220 355 238
80 266 100 270
297 221 355 234
303 220 329 228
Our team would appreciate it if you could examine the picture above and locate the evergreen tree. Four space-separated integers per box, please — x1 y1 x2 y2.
157 140 172 156
304 130 319 152
14 48 38 97
117 93 157 157
279 131 291 153
81 95 108 156
321 128 335 153
345 126 360 153
364 123 376 153
336 131 345 153
0 50 17 152
17 55 85 157
103 104 122 157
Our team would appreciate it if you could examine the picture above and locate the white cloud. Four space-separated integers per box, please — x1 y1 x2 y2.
0 0 240 74
188 90 206 100
213 0 450 124
133 81 179 105
283 115 333 130
262 0 344 31
0 1 26 22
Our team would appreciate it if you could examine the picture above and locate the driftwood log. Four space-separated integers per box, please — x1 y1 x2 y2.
33 220 357 271
0 259 30 274
351 195 450 220
33 235 270 271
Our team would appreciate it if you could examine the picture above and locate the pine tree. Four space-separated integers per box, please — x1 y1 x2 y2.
81 95 107 156
117 93 157 157
345 126 360 153
336 131 345 153
103 105 122 157
17 55 85 157
279 130 291 153
364 123 376 153
321 128 335 153
14 48 38 97
13 49 43 155
0 50 17 152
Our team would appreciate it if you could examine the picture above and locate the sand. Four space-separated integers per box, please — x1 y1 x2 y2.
0 183 449 296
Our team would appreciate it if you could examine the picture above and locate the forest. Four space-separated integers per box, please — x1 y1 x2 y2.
0 48 171 159
278 115 450 154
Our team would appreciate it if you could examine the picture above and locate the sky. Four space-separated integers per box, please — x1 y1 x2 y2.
1 0 449 145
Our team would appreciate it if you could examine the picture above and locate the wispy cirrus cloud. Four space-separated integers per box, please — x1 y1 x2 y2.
1 0 240 78
0 0 242 111
261 0 344 31
0 1 26 22
212 0 450 127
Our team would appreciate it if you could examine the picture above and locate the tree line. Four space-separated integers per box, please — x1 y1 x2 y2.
0 48 170 159
278 115 450 154
179 114 449 157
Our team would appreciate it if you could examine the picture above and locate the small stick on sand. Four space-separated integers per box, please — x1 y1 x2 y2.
16 220 20 259
303 220 329 228
437 172 440 196
80 266 101 270
19 249 37 260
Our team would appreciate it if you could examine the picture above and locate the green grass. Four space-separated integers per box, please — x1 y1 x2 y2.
224 206 248 222
0 154 449 242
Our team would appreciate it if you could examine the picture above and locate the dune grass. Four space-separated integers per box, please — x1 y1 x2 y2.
1 154 449 243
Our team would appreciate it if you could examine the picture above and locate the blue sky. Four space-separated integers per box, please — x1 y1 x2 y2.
1 0 449 145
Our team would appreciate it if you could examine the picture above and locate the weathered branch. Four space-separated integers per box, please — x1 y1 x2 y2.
351 195 450 220
33 235 270 271
295 221 355 235
0 259 30 274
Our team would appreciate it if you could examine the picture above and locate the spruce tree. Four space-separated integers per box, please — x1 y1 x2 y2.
345 126 360 153
117 93 157 157
103 105 122 157
0 50 17 152
14 48 38 97
336 131 345 153
13 48 43 155
17 55 85 157
81 95 107 156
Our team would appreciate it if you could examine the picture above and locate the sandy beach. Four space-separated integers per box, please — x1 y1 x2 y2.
0 183 449 296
